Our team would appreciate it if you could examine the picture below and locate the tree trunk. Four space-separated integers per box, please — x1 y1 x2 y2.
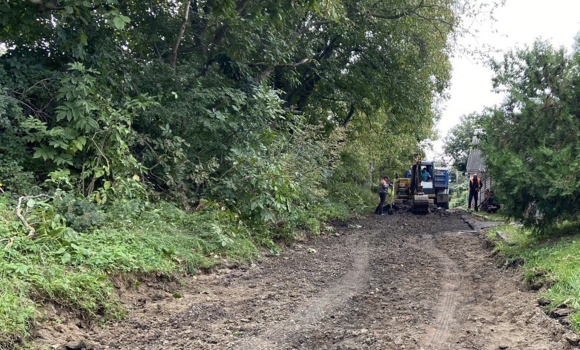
171 1 192 69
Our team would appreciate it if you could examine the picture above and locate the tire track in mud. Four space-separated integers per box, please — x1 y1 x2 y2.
30 213 579 350
234 232 371 350
417 233 463 350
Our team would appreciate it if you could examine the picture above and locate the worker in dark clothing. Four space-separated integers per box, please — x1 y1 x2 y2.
480 189 491 211
374 176 391 215
486 190 501 213
468 174 482 211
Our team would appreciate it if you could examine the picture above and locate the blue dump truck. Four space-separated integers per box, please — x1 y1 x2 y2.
394 157 450 212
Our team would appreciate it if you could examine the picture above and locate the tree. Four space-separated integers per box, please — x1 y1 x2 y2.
444 113 481 172
0 0 501 214
481 39 580 227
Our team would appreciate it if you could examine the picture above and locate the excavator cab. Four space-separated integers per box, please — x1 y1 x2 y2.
394 156 449 213
409 159 430 213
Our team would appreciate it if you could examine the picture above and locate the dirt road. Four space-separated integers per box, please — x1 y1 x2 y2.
36 212 580 349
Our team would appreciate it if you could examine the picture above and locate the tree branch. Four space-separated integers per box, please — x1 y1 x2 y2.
412 13 451 40
171 1 192 69
235 0 250 13
251 57 316 81
34 0 102 13
15 194 50 239
250 57 313 68
367 0 430 20
342 103 356 127
0 237 14 250
282 36 341 108
298 20 336 35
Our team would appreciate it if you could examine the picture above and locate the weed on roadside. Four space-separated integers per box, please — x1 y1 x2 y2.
0 191 353 347
488 222 580 331
0 195 258 347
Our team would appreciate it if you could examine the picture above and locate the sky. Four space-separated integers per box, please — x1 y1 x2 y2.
431 0 580 159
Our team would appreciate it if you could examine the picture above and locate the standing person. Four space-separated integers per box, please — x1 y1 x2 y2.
374 176 390 215
468 174 482 211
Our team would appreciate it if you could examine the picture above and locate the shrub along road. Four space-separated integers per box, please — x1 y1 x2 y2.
34 212 579 349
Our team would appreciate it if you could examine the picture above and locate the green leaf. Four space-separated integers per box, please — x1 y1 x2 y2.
54 247 67 255
61 253 71 264
87 118 99 130
112 15 131 30
33 146 57 161
73 140 83 151
77 136 87 147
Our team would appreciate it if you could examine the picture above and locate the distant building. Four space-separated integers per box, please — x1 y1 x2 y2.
466 135 491 207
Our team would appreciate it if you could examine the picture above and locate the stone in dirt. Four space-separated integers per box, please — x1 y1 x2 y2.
552 308 575 318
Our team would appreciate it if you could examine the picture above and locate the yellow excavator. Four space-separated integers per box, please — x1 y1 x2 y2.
393 155 449 213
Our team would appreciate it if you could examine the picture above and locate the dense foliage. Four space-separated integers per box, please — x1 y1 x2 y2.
480 39 580 228
0 0 481 204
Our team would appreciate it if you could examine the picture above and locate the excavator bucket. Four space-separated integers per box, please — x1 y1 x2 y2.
411 194 430 213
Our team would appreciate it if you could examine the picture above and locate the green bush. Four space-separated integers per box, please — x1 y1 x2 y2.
482 40 580 229
449 179 468 208
0 160 40 197
327 181 376 213
53 193 104 232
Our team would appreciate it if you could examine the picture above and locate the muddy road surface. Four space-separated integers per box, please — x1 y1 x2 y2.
36 212 579 350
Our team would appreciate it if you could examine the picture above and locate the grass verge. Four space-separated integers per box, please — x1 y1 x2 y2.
488 221 580 331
